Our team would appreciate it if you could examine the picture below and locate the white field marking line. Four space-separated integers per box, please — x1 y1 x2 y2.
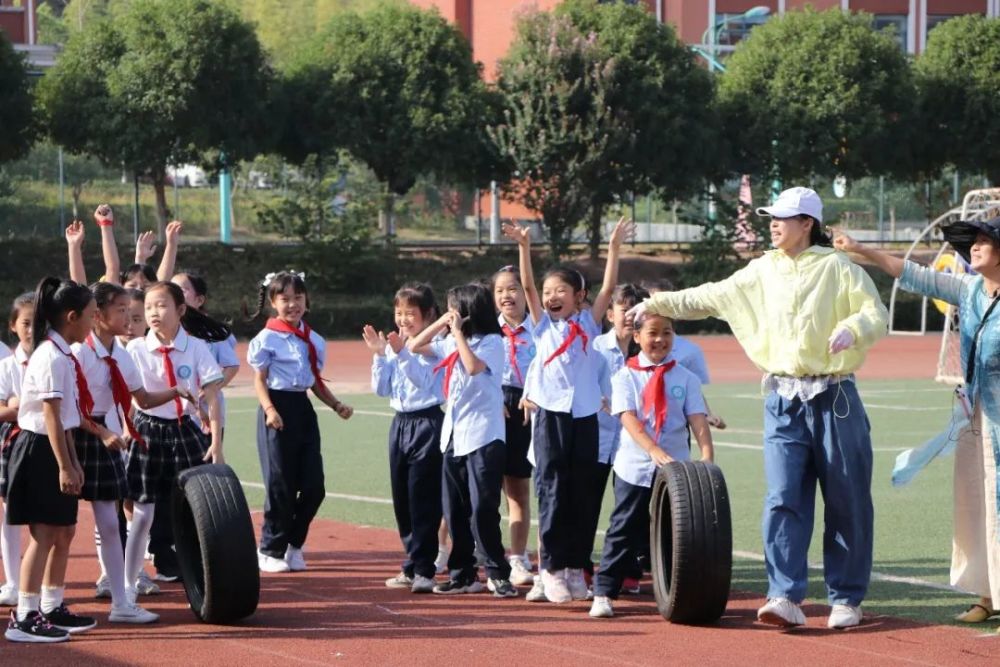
714 440 908 453
245 479 961 597
725 394 946 411
733 550 965 595
227 407 395 418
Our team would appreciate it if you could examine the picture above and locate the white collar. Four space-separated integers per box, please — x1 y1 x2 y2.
14 344 29 365
87 334 112 359
498 313 532 332
636 351 674 368
145 326 189 353
47 331 72 355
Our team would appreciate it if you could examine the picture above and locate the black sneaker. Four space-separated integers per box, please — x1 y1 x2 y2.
44 604 97 634
432 579 485 595
487 578 519 598
5 611 70 643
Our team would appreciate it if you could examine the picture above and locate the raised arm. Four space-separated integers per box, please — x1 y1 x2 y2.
65 220 87 285
157 220 183 281
94 204 121 284
446 312 486 376
407 312 451 356
591 217 636 317
502 221 543 325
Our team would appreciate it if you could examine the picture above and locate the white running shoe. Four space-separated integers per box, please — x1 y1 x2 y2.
258 551 291 574
757 597 806 627
509 555 534 586
827 604 862 629
385 572 414 589
566 568 589 601
109 603 159 624
0 584 18 607
525 575 547 602
434 548 448 575
94 575 112 599
411 575 436 594
589 595 614 618
541 569 572 604
284 545 307 572
135 571 160 596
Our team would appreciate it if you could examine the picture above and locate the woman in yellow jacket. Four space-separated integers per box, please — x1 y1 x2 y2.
630 187 888 630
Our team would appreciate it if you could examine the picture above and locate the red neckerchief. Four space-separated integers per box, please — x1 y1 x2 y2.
264 318 335 402
155 345 184 422
50 335 95 428
544 318 588 366
626 356 677 440
501 323 528 385
87 334 145 448
433 350 461 400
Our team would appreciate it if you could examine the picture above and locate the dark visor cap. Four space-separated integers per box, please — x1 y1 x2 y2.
942 217 1000 263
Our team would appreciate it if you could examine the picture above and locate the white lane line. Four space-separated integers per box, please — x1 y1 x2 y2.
241 481 392 505
714 441 907 453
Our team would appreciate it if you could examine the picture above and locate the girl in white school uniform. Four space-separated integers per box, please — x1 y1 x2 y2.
590 312 714 618
122 282 226 602
0 293 34 608
405 283 516 597
73 282 196 623
4 278 97 643
247 272 354 574
502 217 633 603
363 283 445 594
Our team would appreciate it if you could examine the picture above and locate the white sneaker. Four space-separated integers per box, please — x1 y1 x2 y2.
566 568 589 600
385 572 414 589
411 575 435 594
757 597 806 627
0 583 18 606
284 545 307 572
434 548 448 575
258 551 291 573
541 569 572 604
827 604 862 629
94 575 112 599
109 603 159 624
589 595 614 618
526 575 547 602
509 555 534 586
135 571 160 596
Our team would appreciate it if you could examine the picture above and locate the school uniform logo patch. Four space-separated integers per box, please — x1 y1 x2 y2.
670 385 686 400
177 365 193 380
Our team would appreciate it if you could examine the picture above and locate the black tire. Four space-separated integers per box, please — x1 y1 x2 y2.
650 460 732 624
172 464 260 623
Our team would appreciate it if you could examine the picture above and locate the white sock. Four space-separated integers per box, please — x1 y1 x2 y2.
93 501 127 606
16 591 39 621
1 505 22 590
124 502 154 588
40 585 63 614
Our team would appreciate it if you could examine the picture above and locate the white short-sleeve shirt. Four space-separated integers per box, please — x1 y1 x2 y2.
0 343 10 364
18 332 82 433
73 334 143 435
0 344 29 403
611 353 707 488
127 328 223 420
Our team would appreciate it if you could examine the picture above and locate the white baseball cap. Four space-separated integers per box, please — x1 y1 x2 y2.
756 186 823 224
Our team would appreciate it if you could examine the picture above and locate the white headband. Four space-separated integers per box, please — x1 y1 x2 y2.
262 270 306 287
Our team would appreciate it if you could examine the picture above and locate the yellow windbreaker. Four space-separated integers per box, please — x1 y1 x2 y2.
645 246 888 377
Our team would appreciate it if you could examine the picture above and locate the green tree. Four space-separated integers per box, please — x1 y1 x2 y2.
37 0 273 235
718 8 913 184
915 15 1000 185
0 31 35 163
284 2 498 241
555 0 718 259
490 11 626 260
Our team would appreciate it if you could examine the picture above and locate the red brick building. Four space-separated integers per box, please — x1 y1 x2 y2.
0 0 56 71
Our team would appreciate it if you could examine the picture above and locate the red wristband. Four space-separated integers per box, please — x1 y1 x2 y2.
95 218 114 227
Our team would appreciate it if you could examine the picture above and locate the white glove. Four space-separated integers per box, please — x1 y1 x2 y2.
828 327 855 354
625 300 649 326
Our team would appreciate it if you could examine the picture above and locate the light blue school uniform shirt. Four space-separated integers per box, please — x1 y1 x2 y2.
672 335 710 385
372 345 443 413
498 314 536 389
247 323 326 392
523 309 603 417
593 330 628 464
202 335 239 427
611 353 707 488
408 334 505 456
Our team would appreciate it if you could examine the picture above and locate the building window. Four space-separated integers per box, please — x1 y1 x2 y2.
926 14 959 36
714 12 766 46
872 14 908 51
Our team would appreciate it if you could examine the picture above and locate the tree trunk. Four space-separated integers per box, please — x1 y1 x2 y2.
152 167 172 240
587 205 604 261
378 190 396 246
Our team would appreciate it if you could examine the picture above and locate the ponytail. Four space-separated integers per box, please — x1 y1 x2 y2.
242 272 308 322
31 276 93 352
242 282 268 321
147 281 231 343
808 217 833 248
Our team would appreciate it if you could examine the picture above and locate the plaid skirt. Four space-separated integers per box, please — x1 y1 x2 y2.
0 421 13 498
126 412 209 504
75 416 129 502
